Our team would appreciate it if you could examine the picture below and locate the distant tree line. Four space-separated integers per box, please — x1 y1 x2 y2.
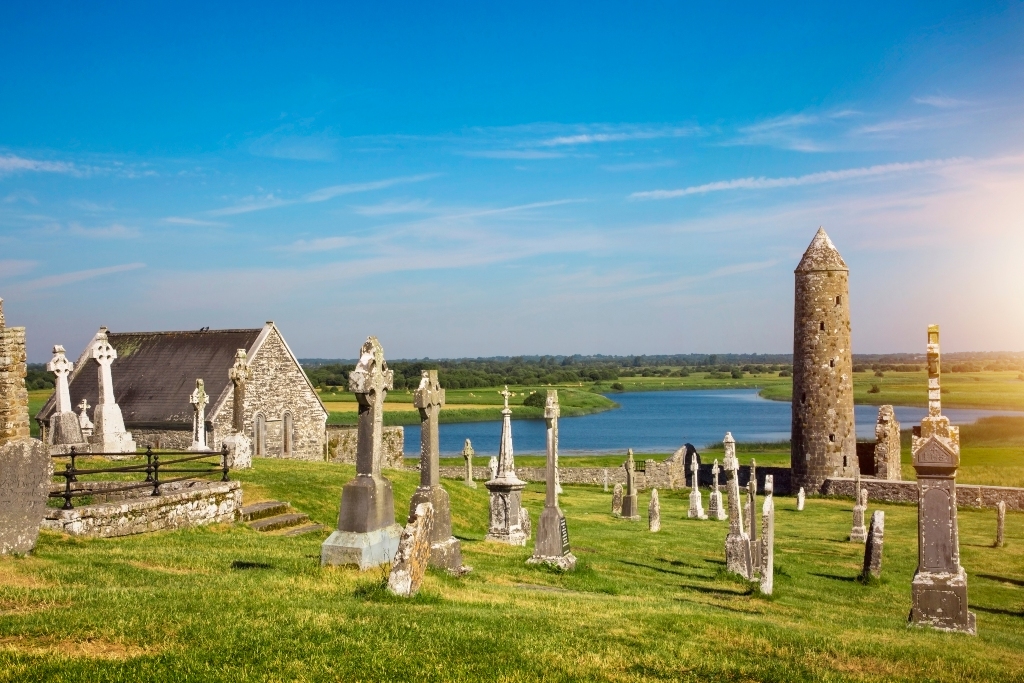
25 364 55 391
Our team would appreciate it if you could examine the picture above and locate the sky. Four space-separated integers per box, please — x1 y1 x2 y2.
1 2 1023 362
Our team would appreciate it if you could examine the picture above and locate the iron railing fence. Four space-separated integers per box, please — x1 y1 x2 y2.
50 445 230 510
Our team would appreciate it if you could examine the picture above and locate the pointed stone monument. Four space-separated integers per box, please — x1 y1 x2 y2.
797 487 805 511
723 433 753 579
409 370 466 573
862 510 885 581
485 386 529 545
528 390 576 570
708 459 726 521
461 439 477 488
909 325 976 634
759 475 775 595
222 349 253 469
620 449 640 521
850 488 868 543
321 337 403 570
688 452 707 519
188 379 212 451
648 488 661 532
611 483 623 516
87 328 135 454
45 345 87 453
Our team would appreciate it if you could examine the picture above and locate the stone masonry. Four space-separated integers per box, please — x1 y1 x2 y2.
791 227 857 492
0 299 30 447
328 425 404 468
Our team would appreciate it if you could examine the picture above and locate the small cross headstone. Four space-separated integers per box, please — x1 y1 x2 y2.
462 439 477 488
77 399 94 437
995 501 1006 548
688 453 707 520
850 488 868 543
87 328 135 453
222 350 254 469
862 510 885 580
188 379 211 451
46 345 86 450
648 488 661 532
708 459 726 520
620 449 640 520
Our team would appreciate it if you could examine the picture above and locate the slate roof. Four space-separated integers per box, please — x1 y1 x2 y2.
795 227 848 272
36 328 263 427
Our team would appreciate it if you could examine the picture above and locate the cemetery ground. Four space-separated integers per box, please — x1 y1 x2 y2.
4 454 1024 682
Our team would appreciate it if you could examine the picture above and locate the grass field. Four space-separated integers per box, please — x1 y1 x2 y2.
3 458 1024 682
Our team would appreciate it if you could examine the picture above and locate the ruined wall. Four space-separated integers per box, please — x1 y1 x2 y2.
873 405 903 480
132 426 193 450
0 300 30 447
327 424 404 469
791 231 857 492
822 477 1024 511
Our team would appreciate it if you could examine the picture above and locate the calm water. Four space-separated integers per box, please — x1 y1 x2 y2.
408 389 1024 456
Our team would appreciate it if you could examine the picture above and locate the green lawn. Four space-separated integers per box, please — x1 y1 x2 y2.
3 458 1024 682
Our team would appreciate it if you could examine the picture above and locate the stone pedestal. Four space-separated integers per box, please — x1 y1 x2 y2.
223 433 252 469
486 387 529 545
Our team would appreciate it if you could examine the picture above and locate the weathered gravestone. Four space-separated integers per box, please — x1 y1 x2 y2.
388 502 435 597
908 325 976 635
620 449 640 521
87 328 136 454
462 439 476 488
708 459 726 521
797 487 805 511
222 349 253 469
528 390 576 570
322 337 403 570
611 483 623 517
46 345 87 453
688 453 707 520
648 488 661 533
723 433 753 579
874 405 902 480
485 387 529 545
603 468 608 492
759 475 775 595
0 439 51 555
850 488 868 543
408 370 466 573
488 455 498 481
995 501 1005 548
862 510 885 581
747 478 760 569
188 378 211 451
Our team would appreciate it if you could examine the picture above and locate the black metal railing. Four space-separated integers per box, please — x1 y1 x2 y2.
50 445 230 510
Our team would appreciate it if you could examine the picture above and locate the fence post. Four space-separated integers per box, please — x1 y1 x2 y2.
62 462 74 510
145 445 154 482
69 446 78 483
151 453 161 496
221 444 230 482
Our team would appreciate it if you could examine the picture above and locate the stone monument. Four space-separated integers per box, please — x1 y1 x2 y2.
708 459 726 521
688 453 707 519
750 459 757 493
797 487 805 511
747 478 760 569
723 433 753 579
488 455 498 481
874 405 902 480
850 488 868 543
528 390 576 570
408 370 465 573
461 439 476 488
388 502 435 598
222 349 253 469
862 510 885 581
791 227 857 493
45 345 87 453
77 399 93 438
611 483 623 516
188 379 211 451
87 328 136 454
620 449 640 521
648 488 661 532
321 337 403 570
759 475 775 595
995 501 1006 548
909 325 976 634
603 468 608 492
485 386 529 545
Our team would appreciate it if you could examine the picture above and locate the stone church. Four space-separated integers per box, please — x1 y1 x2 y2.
35 322 327 460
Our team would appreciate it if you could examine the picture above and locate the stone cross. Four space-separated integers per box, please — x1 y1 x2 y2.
528 388 576 570
77 399 94 437
91 329 118 407
603 468 608 492
688 452 707 519
712 460 720 492
708 459 726 521
189 378 210 451
620 448 640 520
759 475 775 595
493 386 517 481
850 487 868 543
723 432 753 578
545 390 562 495
996 501 1006 548
350 336 394 478
750 458 757 493
461 439 476 488
46 345 74 414
87 328 135 453
485 384 528 545
414 370 445 490
228 348 252 434
862 510 885 580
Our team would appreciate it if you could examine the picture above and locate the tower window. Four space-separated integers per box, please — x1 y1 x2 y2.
829 433 836 443
843 455 848 468
801 392 806 404
829 359 835 368
820 322 825 331
835 295 842 306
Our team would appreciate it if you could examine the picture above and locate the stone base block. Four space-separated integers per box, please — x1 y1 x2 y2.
910 568 977 635
527 553 577 571
850 527 867 543
89 432 136 456
49 412 86 450
463 480 477 489
621 494 639 520
708 492 726 520
429 535 465 572
725 533 753 579
321 524 403 570
223 433 252 469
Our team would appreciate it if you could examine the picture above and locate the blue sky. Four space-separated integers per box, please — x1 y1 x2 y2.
2 2 1023 361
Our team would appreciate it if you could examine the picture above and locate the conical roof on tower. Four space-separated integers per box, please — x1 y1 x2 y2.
795 227 848 272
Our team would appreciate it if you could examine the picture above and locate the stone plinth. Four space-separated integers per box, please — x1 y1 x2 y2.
223 432 252 469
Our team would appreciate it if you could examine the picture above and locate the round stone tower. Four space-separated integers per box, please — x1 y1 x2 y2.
790 227 857 492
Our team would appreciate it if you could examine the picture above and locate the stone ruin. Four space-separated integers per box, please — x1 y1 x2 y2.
619 449 640 521
388 502 434 598
408 370 467 574
908 325 976 635
688 453 707 520
87 328 136 454
708 459 725 520
45 345 87 454
485 386 529 545
528 390 576 570
321 336 403 570
873 405 902 480
723 433 754 579
862 510 885 581
461 438 476 488
648 488 660 532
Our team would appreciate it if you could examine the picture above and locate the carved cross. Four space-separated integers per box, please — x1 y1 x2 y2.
624 448 636 496
500 385 512 410
348 336 394 477
544 390 560 507
414 369 445 488
461 439 475 460
712 460 721 490
91 329 118 405
47 344 74 413
691 453 699 490
228 348 252 434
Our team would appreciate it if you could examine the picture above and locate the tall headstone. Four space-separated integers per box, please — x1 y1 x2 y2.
909 325 976 635
462 439 477 488
321 337 403 570
620 449 640 521
995 501 1006 548
611 483 623 516
723 433 753 579
77 399 94 438
797 487 805 511
485 386 529 545
791 228 857 493
387 502 435 598
688 453 707 519
45 345 87 453
528 390 576 570
188 379 211 451
87 328 136 454
874 405 902 480
747 478 760 569
488 455 498 481
648 488 661 532
862 510 885 581
222 349 253 469
759 475 775 595
408 370 465 573
850 488 868 543
708 459 726 520
750 459 757 493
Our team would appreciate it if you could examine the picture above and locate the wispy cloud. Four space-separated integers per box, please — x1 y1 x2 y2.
162 216 228 226
599 160 676 172
0 154 78 176
67 222 140 238
352 199 433 216
17 263 146 291
630 157 965 200
724 113 827 152
249 131 339 161
536 127 697 147
914 95 970 109
3 190 38 204
210 174 440 215
463 150 565 159
0 260 38 279
281 236 361 253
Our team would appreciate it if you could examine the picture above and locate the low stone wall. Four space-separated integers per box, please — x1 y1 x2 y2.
822 477 1024 511
327 425 404 469
42 479 241 538
132 426 192 450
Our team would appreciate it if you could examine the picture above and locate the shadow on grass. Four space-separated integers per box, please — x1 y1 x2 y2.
973 604 1024 618
677 582 752 597
977 574 1024 588
656 557 703 569
619 559 710 579
231 560 273 570
810 572 858 583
